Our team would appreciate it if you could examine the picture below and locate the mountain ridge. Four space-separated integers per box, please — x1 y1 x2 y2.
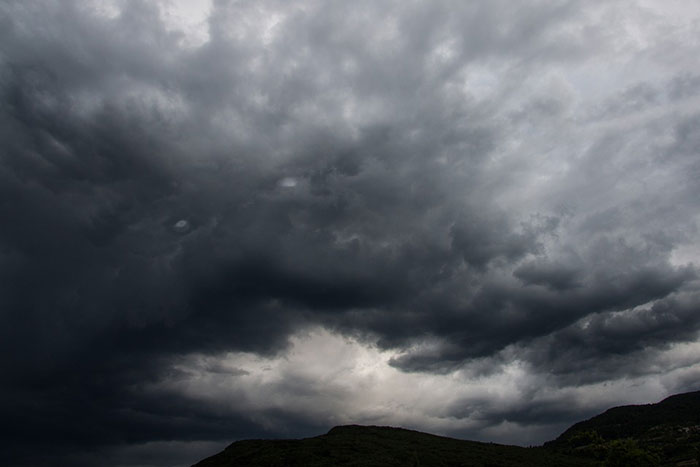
194 390 700 466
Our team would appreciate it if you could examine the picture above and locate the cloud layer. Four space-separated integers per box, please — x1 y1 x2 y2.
2 1 700 465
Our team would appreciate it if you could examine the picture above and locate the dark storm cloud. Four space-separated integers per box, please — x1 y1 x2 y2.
668 73 700 101
513 258 582 291
518 288 700 383
447 390 595 427
2 0 700 465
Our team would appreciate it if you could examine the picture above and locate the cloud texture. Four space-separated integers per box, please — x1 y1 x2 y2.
2 0 700 465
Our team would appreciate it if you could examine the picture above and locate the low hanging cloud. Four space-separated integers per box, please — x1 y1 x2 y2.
2 1 700 466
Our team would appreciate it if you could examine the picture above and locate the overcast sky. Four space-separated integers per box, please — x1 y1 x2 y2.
2 0 700 465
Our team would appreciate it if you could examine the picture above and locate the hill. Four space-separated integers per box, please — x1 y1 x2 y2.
193 425 594 467
545 390 700 466
193 390 700 467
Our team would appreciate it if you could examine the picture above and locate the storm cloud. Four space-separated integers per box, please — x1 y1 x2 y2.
2 1 700 465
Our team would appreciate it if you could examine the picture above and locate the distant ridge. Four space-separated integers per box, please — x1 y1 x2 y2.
193 424 593 466
548 390 700 443
546 390 700 466
194 390 700 466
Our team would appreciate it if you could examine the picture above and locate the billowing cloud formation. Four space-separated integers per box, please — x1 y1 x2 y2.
2 1 700 465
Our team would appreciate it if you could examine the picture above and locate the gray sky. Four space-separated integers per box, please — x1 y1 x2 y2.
2 1 700 465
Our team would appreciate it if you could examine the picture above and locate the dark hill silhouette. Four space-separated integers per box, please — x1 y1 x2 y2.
194 390 700 467
193 425 594 467
548 390 700 443
546 390 700 466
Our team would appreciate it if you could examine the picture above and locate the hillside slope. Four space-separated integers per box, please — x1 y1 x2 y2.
545 390 700 466
193 425 595 467
194 390 700 467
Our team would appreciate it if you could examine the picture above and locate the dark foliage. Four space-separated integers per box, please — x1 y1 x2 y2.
193 425 595 467
546 390 700 466
195 391 700 467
